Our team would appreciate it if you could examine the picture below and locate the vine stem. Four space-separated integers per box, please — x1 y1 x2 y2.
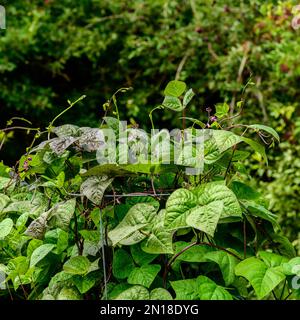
47 95 86 139
163 241 242 287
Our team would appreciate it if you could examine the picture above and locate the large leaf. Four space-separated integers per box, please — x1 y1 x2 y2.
73 273 98 294
48 199 76 230
141 210 174 254
235 257 286 299
240 136 267 163
164 80 186 97
0 193 10 212
52 124 79 137
130 244 158 266
170 279 199 300
248 124 280 142
165 182 242 231
0 218 14 239
49 136 77 155
186 201 223 237
82 164 132 178
30 244 55 267
150 288 173 300
183 88 195 108
80 176 113 205
162 96 183 111
63 256 91 275
243 200 280 230
197 276 233 300
127 264 161 288
164 188 198 230
204 251 239 286
258 251 289 268
172 241 213 263
108 203 157 246
204 130 242 164
78 127 105 152
57 287 81 300
25 211 49 239
114 285 149 300
282 257 300 276
230 181 261 201
112 249 135 279
193 182 242 221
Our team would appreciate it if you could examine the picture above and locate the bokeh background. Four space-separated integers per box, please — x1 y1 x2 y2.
0 0 299 248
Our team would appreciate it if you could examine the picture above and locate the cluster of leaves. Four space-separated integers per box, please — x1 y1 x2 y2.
1 0 300 244
0 80 299 300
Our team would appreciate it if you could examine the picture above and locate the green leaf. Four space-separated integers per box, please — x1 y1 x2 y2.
193 182 242 222
282 257 300 276
165 183 242 231
63 256 91 275
165 188 198 230
230 181 261 201
141 210 174 254
30 244 55 267
197 276 233 300
57 287 81 300
240 136 267 164
235 257 286 299
150 288 173 300
164 80 186 97
170 279 199 300
108 203 157 246
114 285 149 300
73 273 98 294
128 264 161 288
82 164 132 178
45 228 69 254
204 130 242 164
215 102 229 119
162 96 183 111
80 176 113 205
108 283 132 299
112 249 135 279
243 201 280 230
48 199 76 230
204 251 239 286
25 212 49 239
186 201 223 237
183 88 195 107
248 124 280 142
0 218 14 239
52 124 79 137
27 239 43 257
0 193 10 211
173 241 213 263
258 251 289 268
103 116 120 135
130 244 158 266
0 177 14 191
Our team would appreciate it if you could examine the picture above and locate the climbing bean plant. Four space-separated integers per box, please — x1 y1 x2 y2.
0 81 299 300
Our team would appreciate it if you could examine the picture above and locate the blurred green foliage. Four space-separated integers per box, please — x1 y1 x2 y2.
0 0 299 245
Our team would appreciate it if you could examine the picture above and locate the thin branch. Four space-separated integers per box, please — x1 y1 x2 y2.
175 49 194 80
